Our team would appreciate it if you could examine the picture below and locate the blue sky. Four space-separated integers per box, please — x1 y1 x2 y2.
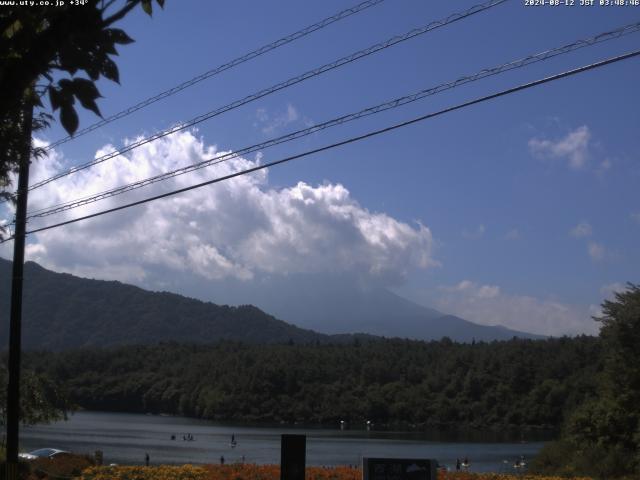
2 0 638 336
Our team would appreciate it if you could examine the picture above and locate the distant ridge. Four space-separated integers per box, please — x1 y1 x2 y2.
199 272 544 342
0 259 337 350
0 258 541 351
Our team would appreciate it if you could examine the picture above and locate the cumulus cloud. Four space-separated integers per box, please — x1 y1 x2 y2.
528 125 591 169
570 221 592 238
600 282 628 299
436 280 598 336
0 131 436 287
568 222 610 262
441 280 500 299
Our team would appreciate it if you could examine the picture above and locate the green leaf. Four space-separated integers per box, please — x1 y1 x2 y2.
48 87 62 111
71 78 102 118
73 78 102 117
106 28 134 45
78 97 101 118
58 46 82 75
141 0 153 16
84 61 101 81
100 37 119 55
100 57 120 84
71 78 100 97
60 104 79 135
57 78 73 90
57 79 77 102
3 19 22 39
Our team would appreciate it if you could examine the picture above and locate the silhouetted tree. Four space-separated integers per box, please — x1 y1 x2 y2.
0 0 165 200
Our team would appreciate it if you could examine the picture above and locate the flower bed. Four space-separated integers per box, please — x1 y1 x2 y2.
76 464 593 480
80 464 209 480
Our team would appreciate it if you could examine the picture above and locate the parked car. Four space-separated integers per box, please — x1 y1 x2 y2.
18 448 70 460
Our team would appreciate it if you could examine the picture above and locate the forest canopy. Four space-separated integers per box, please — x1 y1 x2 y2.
24 336 600 429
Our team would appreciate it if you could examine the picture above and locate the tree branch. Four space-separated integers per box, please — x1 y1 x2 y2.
100 0 119 13
103 0 140 27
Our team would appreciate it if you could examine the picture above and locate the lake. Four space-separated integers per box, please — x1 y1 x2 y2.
21 411 551 473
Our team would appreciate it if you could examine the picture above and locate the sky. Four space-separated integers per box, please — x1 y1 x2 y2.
1 0 639 336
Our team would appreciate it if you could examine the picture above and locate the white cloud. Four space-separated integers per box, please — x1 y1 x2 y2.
588 303 603 319
443 280 500 299
570 221 592 238
591 283 631 318
1 131 436 287
600 282 628 299
255 103 302 134
588 241 605 261
566 222 612 262
462 224 485 239
528 125 591 169
436 280 598 336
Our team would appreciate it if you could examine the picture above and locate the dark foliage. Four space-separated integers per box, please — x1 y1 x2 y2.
0 361 70 427
530 284 640 479
0 0 164 201
24 336 600 429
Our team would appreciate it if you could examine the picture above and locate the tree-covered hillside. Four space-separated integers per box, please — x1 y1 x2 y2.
25 336 600 429
0 259 337 349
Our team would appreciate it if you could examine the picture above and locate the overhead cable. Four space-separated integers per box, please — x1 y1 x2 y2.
3 48 635 243
25 21 640 220
44 0 387 150
28 0 508 191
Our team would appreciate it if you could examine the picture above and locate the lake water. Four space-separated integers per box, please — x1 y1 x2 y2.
21 411 551 473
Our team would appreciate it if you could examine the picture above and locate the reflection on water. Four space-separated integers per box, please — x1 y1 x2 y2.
21 411 554 473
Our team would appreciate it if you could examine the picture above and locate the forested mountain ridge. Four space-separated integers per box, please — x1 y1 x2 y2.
0 258 539 349
25 336 601 428
0 259 336 349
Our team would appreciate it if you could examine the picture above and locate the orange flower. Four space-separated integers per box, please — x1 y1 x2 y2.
78 463 595 480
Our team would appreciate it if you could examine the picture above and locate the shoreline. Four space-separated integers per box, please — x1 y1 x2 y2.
65 408 559 441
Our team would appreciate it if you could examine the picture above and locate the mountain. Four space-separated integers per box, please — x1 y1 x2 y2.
0 259 541 350
0 259 337 350
195 273 543 342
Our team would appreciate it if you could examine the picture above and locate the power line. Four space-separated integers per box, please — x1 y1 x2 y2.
44 0 387 150
24 21 640 220
2 48 635 243
27 0 508 192
32 0 507 190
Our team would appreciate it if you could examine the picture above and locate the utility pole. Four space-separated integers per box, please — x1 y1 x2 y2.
5 96 33 480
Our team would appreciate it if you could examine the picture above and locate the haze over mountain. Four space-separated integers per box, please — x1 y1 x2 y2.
0 259 541 350
179 272 542 341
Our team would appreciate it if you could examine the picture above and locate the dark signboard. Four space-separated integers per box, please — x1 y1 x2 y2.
280 434 306 480
363 457 437 480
